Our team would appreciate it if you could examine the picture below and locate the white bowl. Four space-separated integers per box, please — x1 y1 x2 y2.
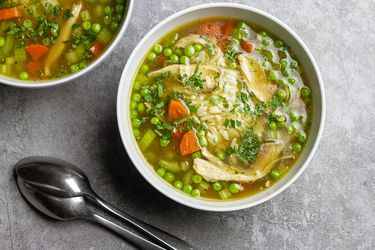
0 0 134 88
117 3 325 212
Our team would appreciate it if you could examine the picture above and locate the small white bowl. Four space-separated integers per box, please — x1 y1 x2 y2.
117 3 325 212
0 0 134 88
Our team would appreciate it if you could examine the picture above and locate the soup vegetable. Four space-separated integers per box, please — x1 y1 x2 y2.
0 0 127 81
130 19 312 201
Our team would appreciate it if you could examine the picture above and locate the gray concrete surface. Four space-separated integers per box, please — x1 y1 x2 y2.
0 0 374 249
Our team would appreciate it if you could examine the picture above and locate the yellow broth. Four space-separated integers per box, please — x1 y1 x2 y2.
0 0 127 80
130 18 313 201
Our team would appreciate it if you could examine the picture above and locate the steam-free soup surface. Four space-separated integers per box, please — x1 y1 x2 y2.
129 19 313 201
0 0 126 81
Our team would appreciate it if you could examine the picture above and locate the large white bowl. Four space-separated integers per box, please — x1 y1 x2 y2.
117 3 325 212
0 0 133 88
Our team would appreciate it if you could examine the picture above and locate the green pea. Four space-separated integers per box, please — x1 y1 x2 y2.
104 6 113 15
23 19 32 28
280 59 288 69
115 13 123 22
226 148 234 155
160 139 170 147
301 87 311 97
183 184 193 194
137 103 145 113
282 69 289 77
196 130 204 138
290 60 298 69
192 175 202 184
163 48 172 57
132 118 141 128
70 64 80 73
164 172 175 182
261 61 269 68
130 110 138 119
298 134 306 143
150 117 159 125
91 23 101 33
262 39 270 46
184 45 195 57
289 112 298 121
174 180 183 190
132 93 141 102
153 44 163 54
170 54 179 64
268 71 277 80
130 101 137 110
191 189 200 197
78 62 86 69
115 4 125 13
147 52 157 61
140 64 149 74
271 169 280 179
212 182 222 191
140 88 149 96
276 90 286 100
180 55 189 65
194 43 203 52
18 71 29 80
288 78 296 84
156 168 166 177
292 143 302 153
110 21 120 32
199 137 207 147
269 121 277 130
277 121 286 128
133 129 140 137
216 151 226 161
192 151 201 159
229 183 241 193
278 79 287 87
82 21 92 31
274 40 283 48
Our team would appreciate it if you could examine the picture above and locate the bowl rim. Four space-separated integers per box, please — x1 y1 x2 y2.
0 0 134 89
117 2 326 212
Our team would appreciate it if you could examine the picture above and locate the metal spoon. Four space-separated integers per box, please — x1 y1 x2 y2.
15 156 192 250
17 178 164 250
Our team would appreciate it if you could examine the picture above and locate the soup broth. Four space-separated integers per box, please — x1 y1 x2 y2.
0 0 127 81
129 18 312 201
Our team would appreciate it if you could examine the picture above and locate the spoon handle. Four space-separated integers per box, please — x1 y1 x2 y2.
93 197 192 250
90 213 166 250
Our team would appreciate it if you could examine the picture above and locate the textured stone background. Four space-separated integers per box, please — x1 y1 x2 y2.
0 0 374 249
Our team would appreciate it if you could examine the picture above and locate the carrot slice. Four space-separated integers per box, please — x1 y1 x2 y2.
0 7 22 20
198 21 225 38
241 41 253 53
180 130 201 156
168 99 189 120
25 44 49 61
89 42 104 56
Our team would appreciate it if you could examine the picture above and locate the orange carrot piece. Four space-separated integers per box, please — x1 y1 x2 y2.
180 130 201 156
25 44 49 61
241 41 253 53
89 42 104 56
0 7 22 20
168 99 189 120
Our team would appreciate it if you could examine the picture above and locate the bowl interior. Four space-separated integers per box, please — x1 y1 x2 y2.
0 0 133 88
117 3 324 211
